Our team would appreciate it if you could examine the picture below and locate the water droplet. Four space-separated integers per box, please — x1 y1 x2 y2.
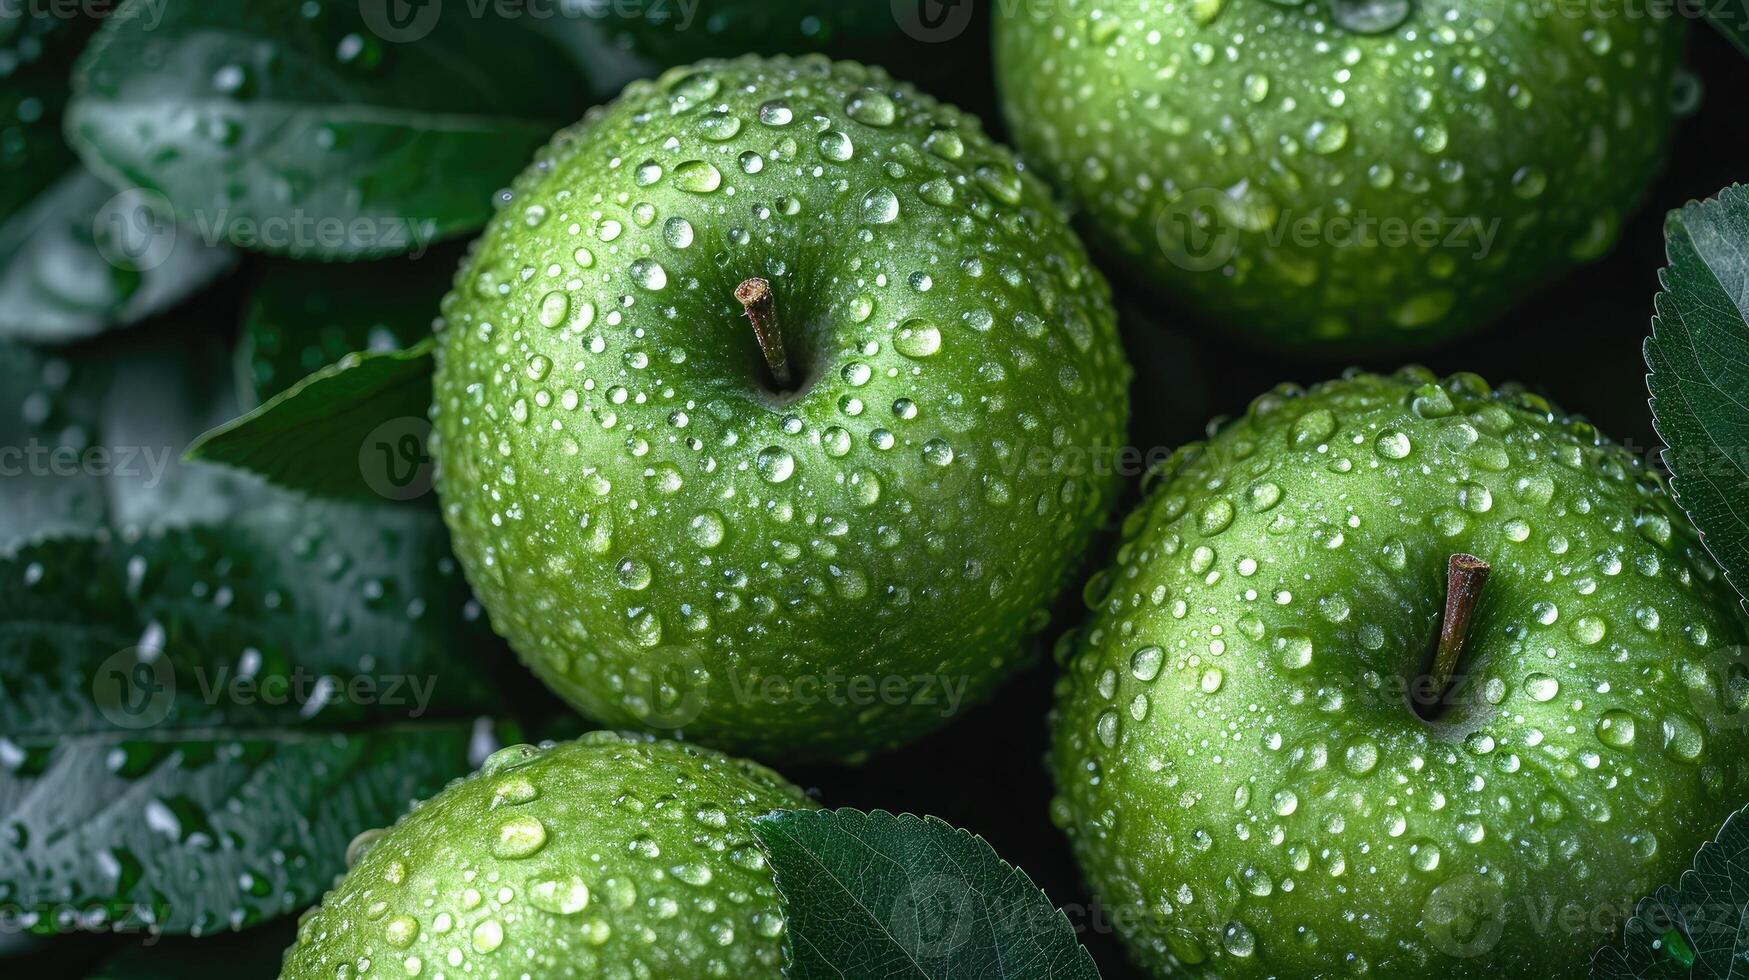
673 160 722 193
1596 710 1636 747
894 319 941 358
845 89 898 126
861 187 900 224
757 447 795 484
528 876 591 915
492 815 548 859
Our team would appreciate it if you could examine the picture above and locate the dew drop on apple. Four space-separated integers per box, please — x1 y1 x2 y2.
1199 667 1223 693
1374 430 1412 459
755 447 795 484
1277 634 1314 670
861 187 900 224
821 427 852 457
1130 645 1164 681
673 161 722 193
1220 920 1256 957
894 320 940 358
1095 710 1119 747
1523 673 1559 702
818 131 855 161
662 218 694 249
696 110 742 141
845 89 897 127
1342 739 1378 775
629 258 667 291
471 918 504 953
491 815 548 859
757 100 793 126
1660 714 1704 761
1595 709 1635 747
1271 788 1298 816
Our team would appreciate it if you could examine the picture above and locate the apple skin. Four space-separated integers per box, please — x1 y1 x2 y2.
279 733 809 979
994 0 1684 351
1050 368 1749 977
433 55 1131 763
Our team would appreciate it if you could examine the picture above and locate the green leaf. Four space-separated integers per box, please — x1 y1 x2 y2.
0 340 255 552
1645 184 1749 615
0 7 234 343
1590 801 1749 979
0 171 240 344
0 3 94 221
187 338 436 501
0 334 508 936
752 808 1101 980
239 252 458 405
65 0 589 261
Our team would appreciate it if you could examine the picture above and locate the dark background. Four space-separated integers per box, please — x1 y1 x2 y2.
14 9 1749 980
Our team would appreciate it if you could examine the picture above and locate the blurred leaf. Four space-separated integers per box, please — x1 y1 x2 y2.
0 172 238 343
0 335 506 936
0 340 253 551
240 252 457 405
65 0 589 260
187 339 435 501
1645 184 1749 615
1590 801 1749 979
753 808 1101 980
0 6 233 343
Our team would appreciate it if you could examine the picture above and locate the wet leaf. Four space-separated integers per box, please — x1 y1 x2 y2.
66 0 588 260
1645 184 1749 615
753 808 1101 980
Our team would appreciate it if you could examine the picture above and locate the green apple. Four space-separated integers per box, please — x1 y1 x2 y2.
1051 368 1749 977
279 733 810 979
432 55 1131 762
994 0 1684 350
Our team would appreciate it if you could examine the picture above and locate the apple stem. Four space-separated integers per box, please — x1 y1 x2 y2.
1420 554 1491 717
736 277 792 390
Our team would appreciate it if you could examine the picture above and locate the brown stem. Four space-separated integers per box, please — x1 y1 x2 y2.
1418 554 1491 718
736 278 792 390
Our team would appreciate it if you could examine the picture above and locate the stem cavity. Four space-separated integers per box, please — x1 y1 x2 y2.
1416 553 1491 721
736 277 792 391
